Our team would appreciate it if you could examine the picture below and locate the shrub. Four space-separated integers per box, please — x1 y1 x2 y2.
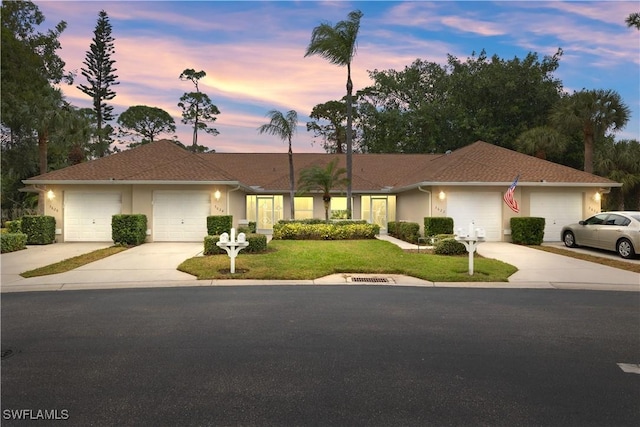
238 221 258 235
204 233 268 255
6 220 22 233
0 233 27 253
424 217 454 237
21 215 55 245
511 217 545 245
389 221 420 243
434 237 467 255
204 235 225 255
112 214 147 246
207 215 232 236
272 222 379 240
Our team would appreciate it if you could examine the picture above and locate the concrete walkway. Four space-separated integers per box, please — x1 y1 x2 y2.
1 237 638 293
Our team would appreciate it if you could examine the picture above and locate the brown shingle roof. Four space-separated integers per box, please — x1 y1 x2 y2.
26 140 235 182
24 139 618 189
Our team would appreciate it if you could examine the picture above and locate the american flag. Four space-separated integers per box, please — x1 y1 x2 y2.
504 175 520 213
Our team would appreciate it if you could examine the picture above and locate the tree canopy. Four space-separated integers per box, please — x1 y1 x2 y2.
117 105 176 148
77 10 119 158
178 68 220 152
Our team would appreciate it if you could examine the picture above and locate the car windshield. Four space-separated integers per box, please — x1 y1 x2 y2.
629 214 640 222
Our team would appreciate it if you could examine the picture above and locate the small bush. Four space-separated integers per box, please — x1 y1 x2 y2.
511 217 545 245
207 215 232 236
204 233 268 255
273 222 379 240
424 217 454 237
0 232 27 253
21 215 55 245
112 214 147 246
388 221 420 243
434 238 467 255
6 220 22 233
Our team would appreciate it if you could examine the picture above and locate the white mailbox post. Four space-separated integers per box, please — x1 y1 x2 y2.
455 223 486 276
216 228 249 274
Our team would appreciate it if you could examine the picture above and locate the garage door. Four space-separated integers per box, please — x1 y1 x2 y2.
530 192 583 242
447 192 502 241
153 191 210 241
64 192 122 242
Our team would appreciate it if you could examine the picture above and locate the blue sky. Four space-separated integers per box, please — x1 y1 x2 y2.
38 1 639 153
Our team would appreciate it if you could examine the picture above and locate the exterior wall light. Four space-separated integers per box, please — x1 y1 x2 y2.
594 192 601 202
438 191 446 200
47 190 55 200
214 190 221 201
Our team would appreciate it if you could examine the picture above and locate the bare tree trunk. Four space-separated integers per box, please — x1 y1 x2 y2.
583 126 594 174
37 130 48 215
288 140 295 219
345 64 353 218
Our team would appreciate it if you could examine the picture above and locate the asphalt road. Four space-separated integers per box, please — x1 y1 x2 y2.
2 286 639 426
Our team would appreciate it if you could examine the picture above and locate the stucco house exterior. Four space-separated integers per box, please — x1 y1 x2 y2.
22 139 619 243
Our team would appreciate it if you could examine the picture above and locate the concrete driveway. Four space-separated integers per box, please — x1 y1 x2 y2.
1 242 203 291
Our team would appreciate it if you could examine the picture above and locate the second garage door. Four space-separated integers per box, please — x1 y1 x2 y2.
153 191 211 241
447 192 502 241
530 192 583 242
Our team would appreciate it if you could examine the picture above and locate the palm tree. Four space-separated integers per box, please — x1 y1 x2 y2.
297 158 349 223
305 9 363 218
514 126 568 160
550 89 630 173
595 139 640 210
257 109 298 219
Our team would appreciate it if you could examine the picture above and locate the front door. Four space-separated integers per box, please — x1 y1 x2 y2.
371 197 388 234
257 196 274 233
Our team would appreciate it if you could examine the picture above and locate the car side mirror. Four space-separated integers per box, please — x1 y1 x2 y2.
579 221 586 225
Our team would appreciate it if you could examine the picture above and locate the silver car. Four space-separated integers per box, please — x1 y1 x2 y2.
561 211 640 259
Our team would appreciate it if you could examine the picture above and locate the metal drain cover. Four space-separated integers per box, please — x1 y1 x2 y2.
350 277 392 283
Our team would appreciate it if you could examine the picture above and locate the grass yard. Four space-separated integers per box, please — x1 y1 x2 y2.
20 246 128 278
178 239 517 282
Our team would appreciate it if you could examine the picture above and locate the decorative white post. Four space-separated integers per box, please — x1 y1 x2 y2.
455 223 486 276
216 228 249 273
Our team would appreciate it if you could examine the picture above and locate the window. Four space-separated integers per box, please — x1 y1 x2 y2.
607 214 630 226
330 197 349 219
294 197 314 220
585 214 608 225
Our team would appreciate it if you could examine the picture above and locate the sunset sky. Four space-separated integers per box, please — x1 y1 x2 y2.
38 1 640 153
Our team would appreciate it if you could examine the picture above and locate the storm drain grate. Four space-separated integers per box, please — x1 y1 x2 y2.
350 277 391 283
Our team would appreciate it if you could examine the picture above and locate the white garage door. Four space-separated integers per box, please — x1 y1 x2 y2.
447 192 502 241
64 192 122 242
153 191 210 241
530 192 583 242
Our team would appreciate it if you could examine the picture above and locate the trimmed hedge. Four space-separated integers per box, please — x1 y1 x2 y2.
511 217 546 245
112 214 147 246
273 222 380 240
207 215 232 236
388 221 420 243
6 220 22 233
1 232 27 253
434 237 467 255
21 215 55 245
204 233 268 255
424 217 454 237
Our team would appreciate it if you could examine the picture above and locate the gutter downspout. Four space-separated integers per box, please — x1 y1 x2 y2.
418 186 432 217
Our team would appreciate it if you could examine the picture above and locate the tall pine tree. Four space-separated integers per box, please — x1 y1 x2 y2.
78 10 118 157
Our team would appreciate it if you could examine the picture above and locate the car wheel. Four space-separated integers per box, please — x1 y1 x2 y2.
616 238 636 259
563 231 577 248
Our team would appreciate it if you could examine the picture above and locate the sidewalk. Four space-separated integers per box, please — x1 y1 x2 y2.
1 238 638 293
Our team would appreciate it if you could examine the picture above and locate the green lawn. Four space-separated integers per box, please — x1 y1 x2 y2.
20 246 128 278
178 239 517 282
